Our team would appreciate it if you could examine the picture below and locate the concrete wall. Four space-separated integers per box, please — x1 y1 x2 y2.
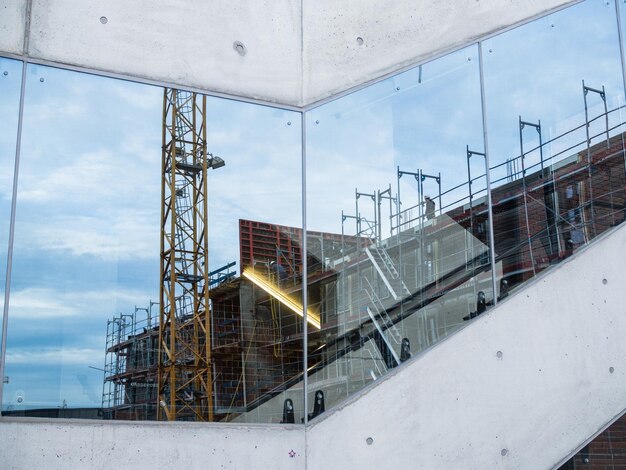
306 223 626 470
302 0 577 105
0 0 25 55
0 419 305 470
1 225 625 469
0 0 577 106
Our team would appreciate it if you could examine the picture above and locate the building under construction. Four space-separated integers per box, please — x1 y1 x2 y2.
102 218 356 421
102 101 625 422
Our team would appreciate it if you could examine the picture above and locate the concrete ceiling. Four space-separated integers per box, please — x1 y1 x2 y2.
0 0 577 108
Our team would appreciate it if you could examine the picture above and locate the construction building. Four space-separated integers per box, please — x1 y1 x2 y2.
102 110 625 430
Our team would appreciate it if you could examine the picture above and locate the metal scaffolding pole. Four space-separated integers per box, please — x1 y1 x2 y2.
466 147 487 269
518 115 537 276
377 185 396 239
583 81 609 238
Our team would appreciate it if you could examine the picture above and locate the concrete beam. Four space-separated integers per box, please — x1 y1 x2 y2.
302 0 577 105
0 0 26 55
0 419 305 470
0 0 577 107
25 0 303 105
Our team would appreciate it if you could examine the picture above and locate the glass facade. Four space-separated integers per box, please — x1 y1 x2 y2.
0 58 21 342
3 65 162 416
483 0 626 296
0 0 624 430
303 45 493 414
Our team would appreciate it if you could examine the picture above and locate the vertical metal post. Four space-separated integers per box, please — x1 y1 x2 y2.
478 42 499 306
340 211 345 322
583 80 602 237
616 1 626 228
376 190 381 241
538 120 544 175
388 184 394 237
301 111 308 425
418 170 424 223
240 349 247 409
518 116 537 276
603 86 610 148
355 188 360 238
467 148 487 272
617 0 626 102
0 60 27 409
418 170 425 293
519 118 543 176
373 192 379 242
616 5 626 210
467 147 474 215
377 186 394 241
438 172 442 215
396 167 402 234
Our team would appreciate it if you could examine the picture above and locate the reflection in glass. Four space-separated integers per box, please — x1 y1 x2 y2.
0 58 22 357
2 0 624 426
300 45 494 419
203 102 303 424
2 65 304 423
2 65 162 418
483 0 626 296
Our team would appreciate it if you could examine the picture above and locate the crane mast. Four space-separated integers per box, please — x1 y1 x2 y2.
157 89 213 421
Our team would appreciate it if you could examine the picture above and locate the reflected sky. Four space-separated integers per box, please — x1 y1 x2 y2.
483 0 625 183
306 45 484 235
0 58 21 202
205 98 301 270
306 0 626 237
2 64 301 410
0 58 22 321
4 65 162 409
0 57 22 401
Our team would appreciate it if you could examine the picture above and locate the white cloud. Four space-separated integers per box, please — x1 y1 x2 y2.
20 211 158 260
9 287 152 319
6 347 101 366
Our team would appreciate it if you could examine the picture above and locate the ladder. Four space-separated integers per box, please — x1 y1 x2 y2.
365 245 411 300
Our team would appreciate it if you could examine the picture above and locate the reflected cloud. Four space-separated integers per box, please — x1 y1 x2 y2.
9 287 151 319
22 213 157 259
18 149 158 204
6 347 101 366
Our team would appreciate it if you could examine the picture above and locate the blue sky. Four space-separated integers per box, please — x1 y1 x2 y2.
1 63 301 410
0 58 22 327
1 0 625 411
306 44 484 236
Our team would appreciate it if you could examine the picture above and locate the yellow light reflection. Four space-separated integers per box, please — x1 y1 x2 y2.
242 268 321 329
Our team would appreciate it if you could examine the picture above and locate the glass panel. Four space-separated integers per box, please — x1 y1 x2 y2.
0 58 21 352
2 65 163 418
483 0 626 297
204 100 303 424
2 64 303 423
302 45 492 419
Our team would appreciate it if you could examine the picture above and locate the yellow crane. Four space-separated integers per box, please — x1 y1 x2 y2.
157 89 222 421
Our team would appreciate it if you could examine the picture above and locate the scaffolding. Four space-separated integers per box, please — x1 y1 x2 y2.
102 302 159 420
